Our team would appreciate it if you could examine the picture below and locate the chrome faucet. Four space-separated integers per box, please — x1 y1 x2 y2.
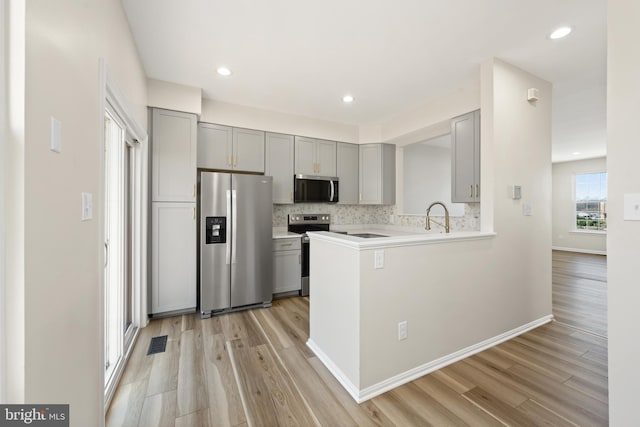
426 201 450 233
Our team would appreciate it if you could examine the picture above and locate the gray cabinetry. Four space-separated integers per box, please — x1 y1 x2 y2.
337 142 359 204
272 238 301 294
150 108 198 315
233 127 265 172
265 132 294 204
451 110 480 203
294 136 337 176
151 108 197 202
197 123 232 170
198 123 265 172
151 203 196 314
359 143 396 205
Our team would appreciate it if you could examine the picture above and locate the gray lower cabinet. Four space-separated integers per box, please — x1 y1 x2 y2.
359 143 396 205
198 123 265 172
265 132 294 204
150 202 197 314
337 142 359 204
272 238 301 294
451 110 480 203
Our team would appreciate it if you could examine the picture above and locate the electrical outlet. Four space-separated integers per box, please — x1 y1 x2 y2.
374 250 384 269
398 321 408 340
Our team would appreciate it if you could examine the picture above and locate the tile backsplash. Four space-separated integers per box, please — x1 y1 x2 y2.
273 203 480 232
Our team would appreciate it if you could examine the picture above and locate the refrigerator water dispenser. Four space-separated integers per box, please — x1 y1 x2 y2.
205 217 226 244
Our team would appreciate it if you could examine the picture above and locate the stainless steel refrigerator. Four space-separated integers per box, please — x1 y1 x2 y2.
199 171 273 318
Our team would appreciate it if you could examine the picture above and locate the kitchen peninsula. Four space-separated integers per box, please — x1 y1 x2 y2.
306 229 552 403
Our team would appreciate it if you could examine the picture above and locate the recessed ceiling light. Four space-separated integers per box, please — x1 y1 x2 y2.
572 151 581 155
342 94 354 103
217 67 232 76
550 27 572 40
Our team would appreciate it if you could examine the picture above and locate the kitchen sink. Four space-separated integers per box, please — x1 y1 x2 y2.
349 233 388 238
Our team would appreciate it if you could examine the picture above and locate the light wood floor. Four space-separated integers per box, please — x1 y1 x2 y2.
552 250 607 338
107 251 608 426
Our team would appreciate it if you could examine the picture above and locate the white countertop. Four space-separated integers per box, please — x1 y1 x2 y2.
272 227 302 239
308 227 496 250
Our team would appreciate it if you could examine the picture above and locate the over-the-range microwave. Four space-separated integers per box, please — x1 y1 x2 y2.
294 175 339 203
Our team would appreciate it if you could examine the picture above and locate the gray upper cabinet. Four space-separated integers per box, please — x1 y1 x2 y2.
316 139 337 177
197 123 232 170
233 127 265 172
294 136 337 177
359 143 396 205
337 142 359 204
265 132 294 204
151 108 197 202
198 123 265 173
451 110 480 203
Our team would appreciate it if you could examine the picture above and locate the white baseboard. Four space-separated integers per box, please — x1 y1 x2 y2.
552 246 607 256
308 314 553 403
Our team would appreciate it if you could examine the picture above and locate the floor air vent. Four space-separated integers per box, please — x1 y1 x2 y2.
147 335 168 355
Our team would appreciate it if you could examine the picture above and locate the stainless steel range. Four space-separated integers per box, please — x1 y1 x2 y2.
287 214 330 297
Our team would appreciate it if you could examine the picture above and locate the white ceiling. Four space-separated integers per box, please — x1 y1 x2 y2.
122 0 607 163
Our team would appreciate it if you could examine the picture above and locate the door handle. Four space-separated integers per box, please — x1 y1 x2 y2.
104 242 109 268
476 184 479 198
233 155 237 167
231 189 237 264
469 185 473 197
192 207 195 220
329 180 335 202
226 190 231 265
228 154 232 166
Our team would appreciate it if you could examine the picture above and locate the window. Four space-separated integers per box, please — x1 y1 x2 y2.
575 172 607 231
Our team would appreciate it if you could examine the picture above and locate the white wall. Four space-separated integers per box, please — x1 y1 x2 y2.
5 0 25 404
552 157 607 254
201 98 359 143
309 58 552 397
147 78 202 116
22 0 147 424
380 79 480 143
607 1 640 424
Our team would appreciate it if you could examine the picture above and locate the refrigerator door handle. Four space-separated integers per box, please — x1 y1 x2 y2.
226 190 231 265
232 189 237 264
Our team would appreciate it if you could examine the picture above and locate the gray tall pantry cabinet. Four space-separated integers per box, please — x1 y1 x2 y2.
265 132 295 204
451 110 480 203
150 108 197 315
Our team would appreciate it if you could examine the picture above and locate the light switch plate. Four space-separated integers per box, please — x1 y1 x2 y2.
81 192 93 221
624 193 640 220
50 116 62 153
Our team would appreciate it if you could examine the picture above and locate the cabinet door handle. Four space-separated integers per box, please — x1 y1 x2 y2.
359 193 362 202
228 154 232 166
192 207 195 220
469 185 473 197
476 184 479 198
233 155 237 167
192 184 196 198
290 191 293 202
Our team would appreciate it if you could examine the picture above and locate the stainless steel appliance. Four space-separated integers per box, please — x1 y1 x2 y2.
294 175 339 203
287 213 330 296
199 171 273 318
